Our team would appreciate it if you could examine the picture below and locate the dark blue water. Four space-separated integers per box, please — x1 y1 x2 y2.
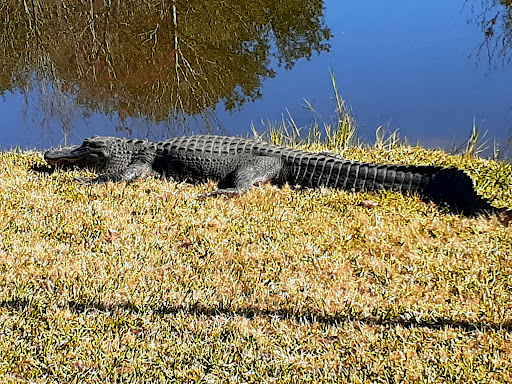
1 0 511 153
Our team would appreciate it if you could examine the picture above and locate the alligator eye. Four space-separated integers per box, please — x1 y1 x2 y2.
83 141 104 149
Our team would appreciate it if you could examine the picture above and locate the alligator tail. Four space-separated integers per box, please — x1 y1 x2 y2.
286 156 499 216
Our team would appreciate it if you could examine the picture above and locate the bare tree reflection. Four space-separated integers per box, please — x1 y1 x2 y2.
0 0 331 134
466 0 512 67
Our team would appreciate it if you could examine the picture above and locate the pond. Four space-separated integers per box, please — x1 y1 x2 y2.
1 0 511 156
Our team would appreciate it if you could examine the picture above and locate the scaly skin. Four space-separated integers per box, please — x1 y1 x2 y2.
44 135 511 219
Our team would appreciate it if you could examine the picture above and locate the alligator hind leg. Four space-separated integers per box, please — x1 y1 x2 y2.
200 156 283 197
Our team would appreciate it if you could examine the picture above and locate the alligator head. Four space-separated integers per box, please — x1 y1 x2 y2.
44 136 149 172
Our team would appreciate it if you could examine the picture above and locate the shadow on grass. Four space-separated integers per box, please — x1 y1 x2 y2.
1 298 510 332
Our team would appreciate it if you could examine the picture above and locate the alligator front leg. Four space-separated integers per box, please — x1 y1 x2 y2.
200 156 283 197
75 162 156 185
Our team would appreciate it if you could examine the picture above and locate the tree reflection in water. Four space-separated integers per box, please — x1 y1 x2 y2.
466 0 512 67
0 0 331 134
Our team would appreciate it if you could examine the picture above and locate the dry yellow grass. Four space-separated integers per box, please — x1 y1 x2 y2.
0 145 511 383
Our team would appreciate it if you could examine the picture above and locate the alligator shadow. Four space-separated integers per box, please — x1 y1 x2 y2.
1 298 510 333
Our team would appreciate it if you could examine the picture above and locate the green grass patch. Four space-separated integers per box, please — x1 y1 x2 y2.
0 145 512 383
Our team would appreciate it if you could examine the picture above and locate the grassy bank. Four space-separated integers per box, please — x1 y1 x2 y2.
0 141 512 383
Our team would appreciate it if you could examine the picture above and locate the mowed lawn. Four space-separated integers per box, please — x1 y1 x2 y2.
0 145 511 383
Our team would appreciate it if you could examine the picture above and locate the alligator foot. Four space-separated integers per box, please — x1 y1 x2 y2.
197 188 246 199
75 177 93 185
72 162 157 185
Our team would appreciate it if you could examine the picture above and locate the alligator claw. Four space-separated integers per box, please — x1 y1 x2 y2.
196 192 211 199
74 177 93 185
197 189 242 199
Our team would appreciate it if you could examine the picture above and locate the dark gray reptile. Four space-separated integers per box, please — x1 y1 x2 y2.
44 135 511 218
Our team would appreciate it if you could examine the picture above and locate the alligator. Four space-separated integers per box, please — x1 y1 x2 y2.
44 135 511 219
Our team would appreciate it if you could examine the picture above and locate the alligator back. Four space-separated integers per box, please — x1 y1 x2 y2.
152 135 300 158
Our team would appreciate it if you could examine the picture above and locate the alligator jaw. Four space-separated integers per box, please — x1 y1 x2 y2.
44 145 107 169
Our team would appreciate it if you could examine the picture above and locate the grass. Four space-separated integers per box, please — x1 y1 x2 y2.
252 69 357 152
452 118 489 159
1 135 512 382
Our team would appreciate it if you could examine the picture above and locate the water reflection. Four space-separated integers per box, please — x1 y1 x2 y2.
0 0 330 133
467 0 512 67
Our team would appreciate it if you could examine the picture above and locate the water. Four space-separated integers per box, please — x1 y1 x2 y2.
1 0 511 154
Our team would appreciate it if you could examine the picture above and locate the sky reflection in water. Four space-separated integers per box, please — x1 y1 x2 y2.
0 0 511 153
